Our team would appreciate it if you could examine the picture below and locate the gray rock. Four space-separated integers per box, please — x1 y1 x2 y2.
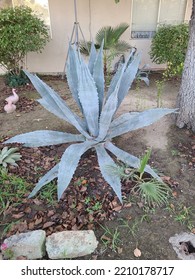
46 230 98 259
169 232 195 260
3 230 46 259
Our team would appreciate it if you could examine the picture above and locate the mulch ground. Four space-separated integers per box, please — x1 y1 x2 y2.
0 77 194 247
0 135 181 246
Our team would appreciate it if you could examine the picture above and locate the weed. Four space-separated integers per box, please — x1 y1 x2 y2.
1 243 14 259
86 200 102 214
74 177 88 187
165 203 195 230
38 182 58 205
100 224 121 252
118 218 140 238
174 206 194 225
0 168 29 212
171 149 180 156
85 197 91 204
0 221 20 239
155 80 164 108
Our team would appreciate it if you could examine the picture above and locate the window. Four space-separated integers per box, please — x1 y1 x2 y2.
0 1 51 34
159 0 187 24
12 0 52 35
0 0 12 9
131 0 188 39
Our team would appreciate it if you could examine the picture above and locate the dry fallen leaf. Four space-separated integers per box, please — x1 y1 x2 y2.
134 247 141 258
16 256 28 260
124 203 132 208
101 235 111 242
12 213 25 219
28 221 35 230
191 228 195 234
117 247 123 254
42 221 55 229
34 217 43 225
113 205 122 212
172 191 178 198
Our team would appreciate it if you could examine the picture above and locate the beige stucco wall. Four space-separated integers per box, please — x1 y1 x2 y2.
0 0 193 74
27 0 133 73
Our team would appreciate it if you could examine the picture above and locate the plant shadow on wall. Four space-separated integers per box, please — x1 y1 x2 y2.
4 42 176 204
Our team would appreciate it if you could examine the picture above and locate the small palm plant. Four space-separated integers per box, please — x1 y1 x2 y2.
5 43 176 202
80 23 131 77
109 149 170 207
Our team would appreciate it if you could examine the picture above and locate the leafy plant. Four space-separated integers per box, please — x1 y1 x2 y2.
4 70 29 88
100 224 121 252
166 203 195 230
1 243 14 260
150 24 189 78
138 149 152 179
38 182 58 205
133 180 170 207
0 168 29 212
108 149 170 207
5 43 176 202
0 6 49 86
0 147 21 168
155 79 164 107
80 23 131 79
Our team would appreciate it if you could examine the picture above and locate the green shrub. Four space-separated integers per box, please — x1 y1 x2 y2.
5 70 29 87
0 5 49 86
150 24 189 78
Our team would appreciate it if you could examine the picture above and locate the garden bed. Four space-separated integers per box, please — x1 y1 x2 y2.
0 73 195 259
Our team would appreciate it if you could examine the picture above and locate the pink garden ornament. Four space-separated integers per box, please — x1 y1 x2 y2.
4 88 19 113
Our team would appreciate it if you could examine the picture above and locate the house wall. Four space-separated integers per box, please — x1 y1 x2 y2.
0 0 193 74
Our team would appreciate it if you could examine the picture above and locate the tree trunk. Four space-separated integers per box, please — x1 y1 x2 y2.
176 0 195 132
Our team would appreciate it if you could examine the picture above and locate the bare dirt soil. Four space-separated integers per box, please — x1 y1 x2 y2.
0 73 194 260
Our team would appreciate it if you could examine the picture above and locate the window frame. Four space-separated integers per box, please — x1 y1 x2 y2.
130 0 189 40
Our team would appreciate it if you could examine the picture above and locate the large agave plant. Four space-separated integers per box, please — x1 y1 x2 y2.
4 43 176 202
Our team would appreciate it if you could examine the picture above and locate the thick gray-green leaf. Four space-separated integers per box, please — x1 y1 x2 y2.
105 142 161 181
88 41 97 75
107 108 177 139
117 53 141 109
24 71 90 139
58 141 94 200
66 45 83 111
78 60 99 137
4 130 85 147
107 48 135 100
93 40 104 113
97 62 126 141
38 98 69 122
28 163 59 198
24 70 68 121
95 145 122 203
110 111 139 129
139 76 150 86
